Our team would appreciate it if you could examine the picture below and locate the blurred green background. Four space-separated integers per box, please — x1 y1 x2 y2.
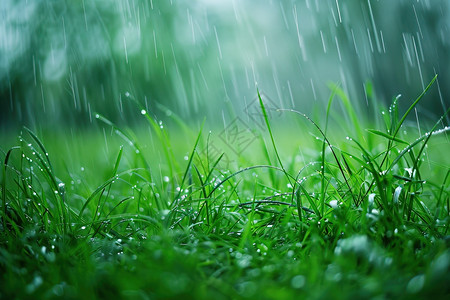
1 0 449 133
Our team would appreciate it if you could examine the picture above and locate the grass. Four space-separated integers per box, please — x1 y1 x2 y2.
1 79 449 299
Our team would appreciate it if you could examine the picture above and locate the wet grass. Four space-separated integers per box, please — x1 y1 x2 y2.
1 80 449 299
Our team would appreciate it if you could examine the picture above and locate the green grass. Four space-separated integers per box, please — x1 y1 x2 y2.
1 80 449 299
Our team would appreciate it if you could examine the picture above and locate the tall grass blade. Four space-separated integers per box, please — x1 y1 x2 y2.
172 121 204 207
23 127 53 170
2 147 19 229
380 75 437 169
281 109 356 205
327 83 363 139
257 89 292 186
367 129 409 145
112 146 124 177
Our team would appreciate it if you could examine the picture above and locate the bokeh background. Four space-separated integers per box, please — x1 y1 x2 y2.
1 0 449 133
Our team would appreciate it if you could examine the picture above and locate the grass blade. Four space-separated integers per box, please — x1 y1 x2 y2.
257 89 292 187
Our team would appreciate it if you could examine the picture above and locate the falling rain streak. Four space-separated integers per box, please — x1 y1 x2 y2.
0 0 448 130
0 2 448 298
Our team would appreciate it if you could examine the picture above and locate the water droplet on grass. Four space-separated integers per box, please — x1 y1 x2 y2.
26 276 43 294
330 200 338 208
291 275 306 289
407 274 425 294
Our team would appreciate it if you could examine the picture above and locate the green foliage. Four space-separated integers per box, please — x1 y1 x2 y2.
1 80 449 299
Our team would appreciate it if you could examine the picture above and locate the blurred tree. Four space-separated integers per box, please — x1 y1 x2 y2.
1 0 448 132
0 0 184 130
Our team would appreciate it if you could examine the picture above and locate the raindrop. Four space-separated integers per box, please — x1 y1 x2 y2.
320 30 327 53
291 275 306 289
329 200 338 209
407 274 425 294
213 26 222 59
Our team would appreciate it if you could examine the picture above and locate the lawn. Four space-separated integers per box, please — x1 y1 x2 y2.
1 84 449 299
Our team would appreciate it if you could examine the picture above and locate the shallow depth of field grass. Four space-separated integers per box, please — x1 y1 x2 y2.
1 81 449 299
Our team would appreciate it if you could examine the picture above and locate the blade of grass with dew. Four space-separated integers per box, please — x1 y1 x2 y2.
156 103 196 137
408 107 450 182
257 89 293 187
387 116 450 174
95 113 153 181
193 164 208 199
172 121 204 206
167 123 204 227
396 108 450 220
281 109 357 205
320 86 338 217
23 127 53 170
201 152 225 195
259 136 277 187
380 75 437 170
122 94 184 179
327 83 364 139
238 179 259 250
296 184 320 217
141 111 180 180
435 170 450 223
22 130 69 234
193 153 225 225
350 138 391 209
366 129 409 145
89 145 125 230
112 145 124 177
78 168 140 218
207 165 287 198
2 147 19 229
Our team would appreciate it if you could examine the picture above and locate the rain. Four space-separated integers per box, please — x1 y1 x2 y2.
1 0 449 134
1 1 450 297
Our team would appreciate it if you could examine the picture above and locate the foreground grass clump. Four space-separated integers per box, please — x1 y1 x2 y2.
1 84 449 299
